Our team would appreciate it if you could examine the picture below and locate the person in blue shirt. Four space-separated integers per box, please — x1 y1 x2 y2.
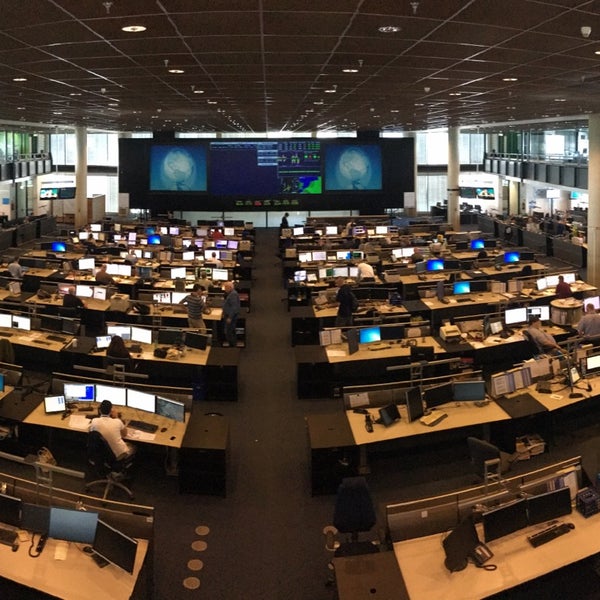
222 281 240 347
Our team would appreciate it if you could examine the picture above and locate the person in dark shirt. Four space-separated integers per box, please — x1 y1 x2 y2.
280 212 289 229
555 275 572 299
106 335 131 359
222 281 240 347
410 248 425 264
335 276 355 327
95 264 115 285
180 284 207 330
63 286 85 309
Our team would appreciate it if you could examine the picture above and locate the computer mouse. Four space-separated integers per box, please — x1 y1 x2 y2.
83 546 94 554
567 522 575 529
170 436 176 440
161 427 167 433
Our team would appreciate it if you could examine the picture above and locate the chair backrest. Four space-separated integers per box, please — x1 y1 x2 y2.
333 476 376 534
467 437 500 479
87 430 116 471
522 329 542 355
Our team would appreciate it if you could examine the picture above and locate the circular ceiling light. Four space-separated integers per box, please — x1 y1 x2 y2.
122 25 146 33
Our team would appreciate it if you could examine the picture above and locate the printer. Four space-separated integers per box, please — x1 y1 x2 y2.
440 324 462 343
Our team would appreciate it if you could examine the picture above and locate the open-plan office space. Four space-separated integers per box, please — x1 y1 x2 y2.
4 3 600 599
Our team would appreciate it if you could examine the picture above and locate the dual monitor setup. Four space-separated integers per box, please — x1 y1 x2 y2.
0 494 138 573
97 325 209 351
443 486 572 571
45 382 186 422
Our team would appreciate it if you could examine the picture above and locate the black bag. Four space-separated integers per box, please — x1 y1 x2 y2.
133 302 150 315
351 293 359 312
153 347 168 358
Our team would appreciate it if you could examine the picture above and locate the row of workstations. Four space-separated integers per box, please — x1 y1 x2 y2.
335 457 591 600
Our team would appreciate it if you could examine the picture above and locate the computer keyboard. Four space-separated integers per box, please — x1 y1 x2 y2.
0 526 16 546
127 420 158 433
455 297 472 303
0 331 12 337
47 335 66 343
528 522 573 547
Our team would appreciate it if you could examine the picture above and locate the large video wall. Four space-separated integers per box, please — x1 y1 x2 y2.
119 137 414 212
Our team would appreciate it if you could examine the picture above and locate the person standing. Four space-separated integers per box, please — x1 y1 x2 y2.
280 212 289 230
222 281 240 347
335 276 356 327
180 284 207 330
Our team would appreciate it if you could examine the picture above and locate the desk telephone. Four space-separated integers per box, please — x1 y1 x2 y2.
471 543 494 566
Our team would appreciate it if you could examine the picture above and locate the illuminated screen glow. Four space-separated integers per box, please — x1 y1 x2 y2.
359 327 381 344
324 144 382 191
150 145 207 192
453 281 471 295
426 259 444 271
470 239 484 250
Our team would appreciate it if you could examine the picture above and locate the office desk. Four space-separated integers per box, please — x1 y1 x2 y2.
64 273 141 287
479 262 547 278
346 400 511 447
325 336 445 364
312 302 408 320
22 267 59 279
0 533 148 600
393 510 600 600
25 294 113 312
25 250 83 262
145 304 223 322
333 551 408 600
23 401 190 448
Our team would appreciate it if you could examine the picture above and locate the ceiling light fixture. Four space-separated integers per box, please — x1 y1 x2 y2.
342 68 358 73
502 77 518 82
378 26 401 33
12 77 27 82
168 69 185 74
122 25 146 33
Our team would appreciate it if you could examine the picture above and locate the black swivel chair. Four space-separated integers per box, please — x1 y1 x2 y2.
85 430 134 500
325 476 379 557
521 330 543 356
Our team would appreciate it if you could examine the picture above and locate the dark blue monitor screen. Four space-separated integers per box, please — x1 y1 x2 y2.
324 144 382 191
359 327 381 344
453 281 471 295
149 145 207 192
48 507 98 544
504 251 520 263
209 140 321 195
426 259 444 271
51 241 67 253
470 239 484 250
148 234 161 245
453 380 486 401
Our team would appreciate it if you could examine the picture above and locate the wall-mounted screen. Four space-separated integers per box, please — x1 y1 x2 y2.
209 140 321 195
324 144 382 191
150 145 207 192
40 187 58 199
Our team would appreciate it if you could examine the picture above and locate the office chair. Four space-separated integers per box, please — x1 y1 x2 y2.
521 330 543 356
85 430 134 500
103 356 136 382
467 437 532 491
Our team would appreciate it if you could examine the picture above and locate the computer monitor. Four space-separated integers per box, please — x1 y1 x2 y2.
442 516 480 572
157 328 183 345
332 266 349 278
126 389 155 413
504 307 528 326
153 292 172 304
156 396 185 423
453 281 471 295
95 383 126 407
169 226 180 235
293 270 307 283
107 325 131 340
410 345 434 362
312 251 327 262
453 380 485 402
212 268 229 281
298 252 311 263
181 251 195 261
130 326 152 345
378 404 400 426
545 274 559 287
405 388 424 422
415 261 427 274
426 259 444 271
504 251 520 263
21 503 50 534
147 234 161 245
482 499 528 542
12 315 31 331
0 313 11 329
63 383 95 402
586 354 600 375
51 241 67 253
215 239 227 249
185 332 209 350
337 250 352 261
375 225 388 235
93 519 138 574
470 239 485 250
527 305 550 321
293 227 304 236
78 258 95 270
563 272 577 284
44 395 66 414
325 225 338 235
75 284 94 298
92 287 107 300
0 493 22 527
227 239 239 250
526 486 572 526
359 327 381 344
423 382 453 409
536 277 548 291
48 507 98 544
171 266 186 279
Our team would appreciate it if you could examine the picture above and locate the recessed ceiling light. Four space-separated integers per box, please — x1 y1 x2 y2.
342 68 358 73
12 77 27 82
502 77 518 82
449 92 461 96
16 107 25 110
69 92 81 96
122 25 146 33
325 88 336 93
378 26 401 33
193 89 204 94
554 98 566 102
168 69 184 74
207 100 217 104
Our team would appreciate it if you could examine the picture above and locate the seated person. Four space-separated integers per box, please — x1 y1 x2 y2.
106 335 131 360
476 249 488 259
7 257 23 279
410 248 425 263
124 251 138 265
207 252 223 269
63 285 86 309
186 241 199 252
356 261 375 282
576 303 600 339
527 315 561 354
95 263 116 285
90 400 136 460
554 275 573 299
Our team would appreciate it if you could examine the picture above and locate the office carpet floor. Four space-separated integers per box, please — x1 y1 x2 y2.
3 227 600 599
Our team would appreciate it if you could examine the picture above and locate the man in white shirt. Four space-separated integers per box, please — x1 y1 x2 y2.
576 303 600 339
356 261 375 282
90 400 135 460
7 257 23 279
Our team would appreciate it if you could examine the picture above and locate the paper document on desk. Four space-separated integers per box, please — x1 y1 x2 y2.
126 430 156 441
327 349 347 358
69 415 91 430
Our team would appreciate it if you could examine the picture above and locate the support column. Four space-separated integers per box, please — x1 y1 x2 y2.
75 126 88 229
447 126 460 231
588 114 600 287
